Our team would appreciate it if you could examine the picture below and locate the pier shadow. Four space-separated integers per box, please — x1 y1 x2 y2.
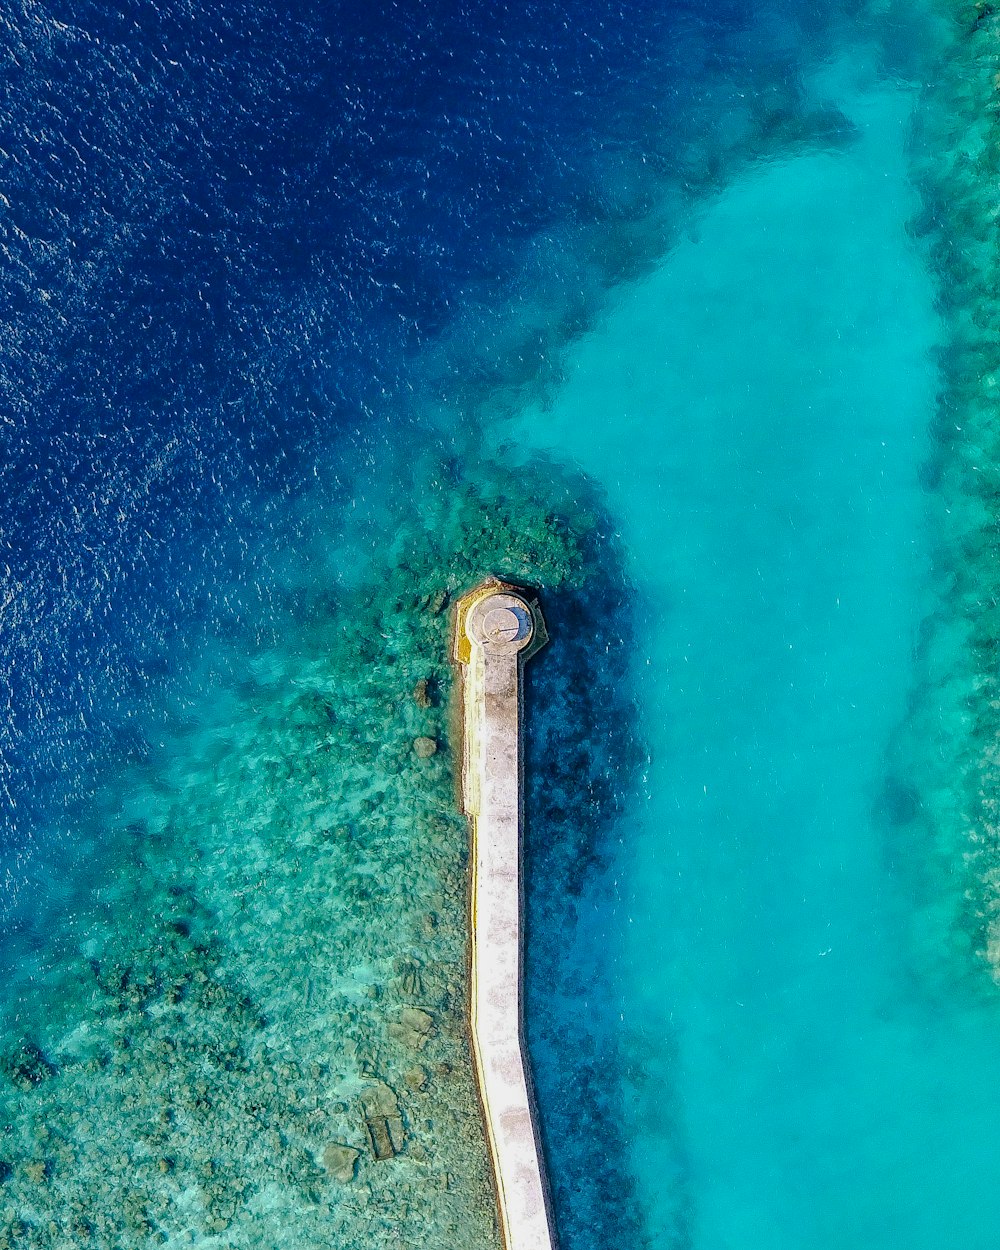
521 516 694 1250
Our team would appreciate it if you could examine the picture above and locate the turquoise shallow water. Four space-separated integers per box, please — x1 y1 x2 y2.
506 52 1000 1249
5 2 1000 1246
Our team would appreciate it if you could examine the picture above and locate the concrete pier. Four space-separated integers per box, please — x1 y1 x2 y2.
453 579 556 1250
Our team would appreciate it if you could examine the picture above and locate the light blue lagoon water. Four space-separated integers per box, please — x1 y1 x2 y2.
3 1 998 1246
505 56 1000 1250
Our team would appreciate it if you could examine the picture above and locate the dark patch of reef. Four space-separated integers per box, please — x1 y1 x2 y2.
522 513 689 1249
885 0 1000 991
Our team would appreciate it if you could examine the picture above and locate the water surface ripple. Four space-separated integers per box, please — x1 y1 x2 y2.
0 1 992 1247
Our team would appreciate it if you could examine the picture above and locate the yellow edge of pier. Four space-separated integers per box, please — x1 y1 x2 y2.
452 578 557 1250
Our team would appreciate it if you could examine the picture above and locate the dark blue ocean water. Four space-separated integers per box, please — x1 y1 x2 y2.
0 0 877 888
1 0 670 855
1 1 989 1247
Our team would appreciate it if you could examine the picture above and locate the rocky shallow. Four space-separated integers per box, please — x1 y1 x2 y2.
0 453 602 1250
883 1 1000 991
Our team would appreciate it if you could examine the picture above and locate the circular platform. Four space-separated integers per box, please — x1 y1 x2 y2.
465 592 534 653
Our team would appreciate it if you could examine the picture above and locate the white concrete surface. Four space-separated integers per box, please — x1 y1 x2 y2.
454 582 556 1250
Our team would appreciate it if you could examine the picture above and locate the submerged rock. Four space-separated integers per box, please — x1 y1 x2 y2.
413 736 438 759
321 1142 360 1182
3 1041 56 1090
397 960 424 997
412 678 434 708
402 1006 435 1036
23 1160 47 1185
390 1006 435 1051
365 1115 405 1160
360 1080 400 1120
404 1065 429 1092
361 1081 405 1160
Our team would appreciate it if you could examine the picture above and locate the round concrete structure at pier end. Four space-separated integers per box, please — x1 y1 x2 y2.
465 592 535 654
454 578 555 1250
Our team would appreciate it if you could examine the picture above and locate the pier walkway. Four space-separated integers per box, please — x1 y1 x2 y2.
454 580 556 1250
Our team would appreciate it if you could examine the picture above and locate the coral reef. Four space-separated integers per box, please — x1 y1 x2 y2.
886 1 1000 989
0 452 606 1249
